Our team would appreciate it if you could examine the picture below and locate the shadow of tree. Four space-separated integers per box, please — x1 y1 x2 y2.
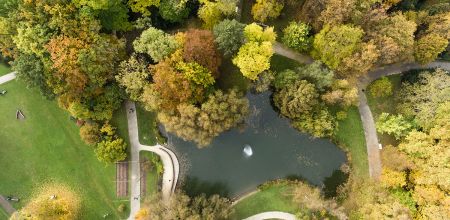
323 169 349 198
182 176 230 198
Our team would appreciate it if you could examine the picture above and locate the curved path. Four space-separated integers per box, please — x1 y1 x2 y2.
273 43 450 180
126 101 180 220
0 72 16 84
243 211 297 220
273 42 314 64
357 61 450 179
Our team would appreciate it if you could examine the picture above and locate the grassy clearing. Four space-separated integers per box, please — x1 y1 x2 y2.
135 104 158 146
139 151 161 201
270 54 303 72
0 206 9 220
0 80 126 219
366 75 402 147
110 104 131 154
217 58 250 93
334 107 368 178
0 63 11 76
231 183 298 219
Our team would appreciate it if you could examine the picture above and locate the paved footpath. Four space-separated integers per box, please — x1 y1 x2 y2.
357 61 450 180
272 43 450 180
243 211 297 220
0 195 16 216
0 72 16 84
126 101 179 220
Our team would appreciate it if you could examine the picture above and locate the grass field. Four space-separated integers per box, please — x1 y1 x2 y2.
139 151 160 201
334 107 369 178
0 80 127 219
231 183 298 219
270 54 303 72
0 207 9 220
135 104 158 146
0 63 11 76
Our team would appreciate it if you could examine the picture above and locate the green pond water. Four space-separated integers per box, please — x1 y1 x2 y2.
164 91 347 198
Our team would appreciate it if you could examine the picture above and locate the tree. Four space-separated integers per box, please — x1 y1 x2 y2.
321 79 358 108
319 0 355 26
12 53 54 98
158 90 249 147
299 0 328 31
369 76 393 98
116 55 151 101
97 1 132 32
376 113 415 140
297 61 334 91
133 27 179 62
341 177 412 219
251 0 284 23
136 192 233 219
336 41 379 78
294 108 336 138
232 41 273 80
253 70 274 93
159 0 190 23
370 13 417 65
11 183 81 220
397 120 450 219
175 61 215 88
414 33 448 65
183 29 222 77
273 80 319 119
79 122 101 145
281 22 312 52
291 181 347 219
244 23 276 43
213 19 245 57
397 69 450 130
381 168 407 188
95 138 127 163
312 25 364 70
273 69 298 90
150 60 194 111
128 0 160 16
198 0 237 29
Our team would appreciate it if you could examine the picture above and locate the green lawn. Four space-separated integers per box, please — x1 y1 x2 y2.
0 63 11 76
0 206 9 220
270 54 303 72
334 107 369 178
366 75 403 147
231 183 298 220
135 104 159 146
0 80 126 219
217 58 250 93
139 152 160 201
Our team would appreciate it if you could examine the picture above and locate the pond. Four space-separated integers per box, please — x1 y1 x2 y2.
164 91 347 198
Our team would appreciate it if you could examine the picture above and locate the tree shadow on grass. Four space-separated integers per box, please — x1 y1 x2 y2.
182 176 230 198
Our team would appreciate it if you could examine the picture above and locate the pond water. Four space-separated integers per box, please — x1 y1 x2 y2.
164 91 347 198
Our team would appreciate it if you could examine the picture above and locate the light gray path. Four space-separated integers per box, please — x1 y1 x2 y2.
126 101 179 220
273 42 314 64
0 195 16 216
357 61 450 180
0 72 16 84
270 42 450 180
243 211 297 220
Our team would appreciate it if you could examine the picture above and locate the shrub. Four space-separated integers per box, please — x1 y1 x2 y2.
369 76 393 98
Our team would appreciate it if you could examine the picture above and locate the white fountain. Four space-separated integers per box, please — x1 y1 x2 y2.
243 144 253 158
